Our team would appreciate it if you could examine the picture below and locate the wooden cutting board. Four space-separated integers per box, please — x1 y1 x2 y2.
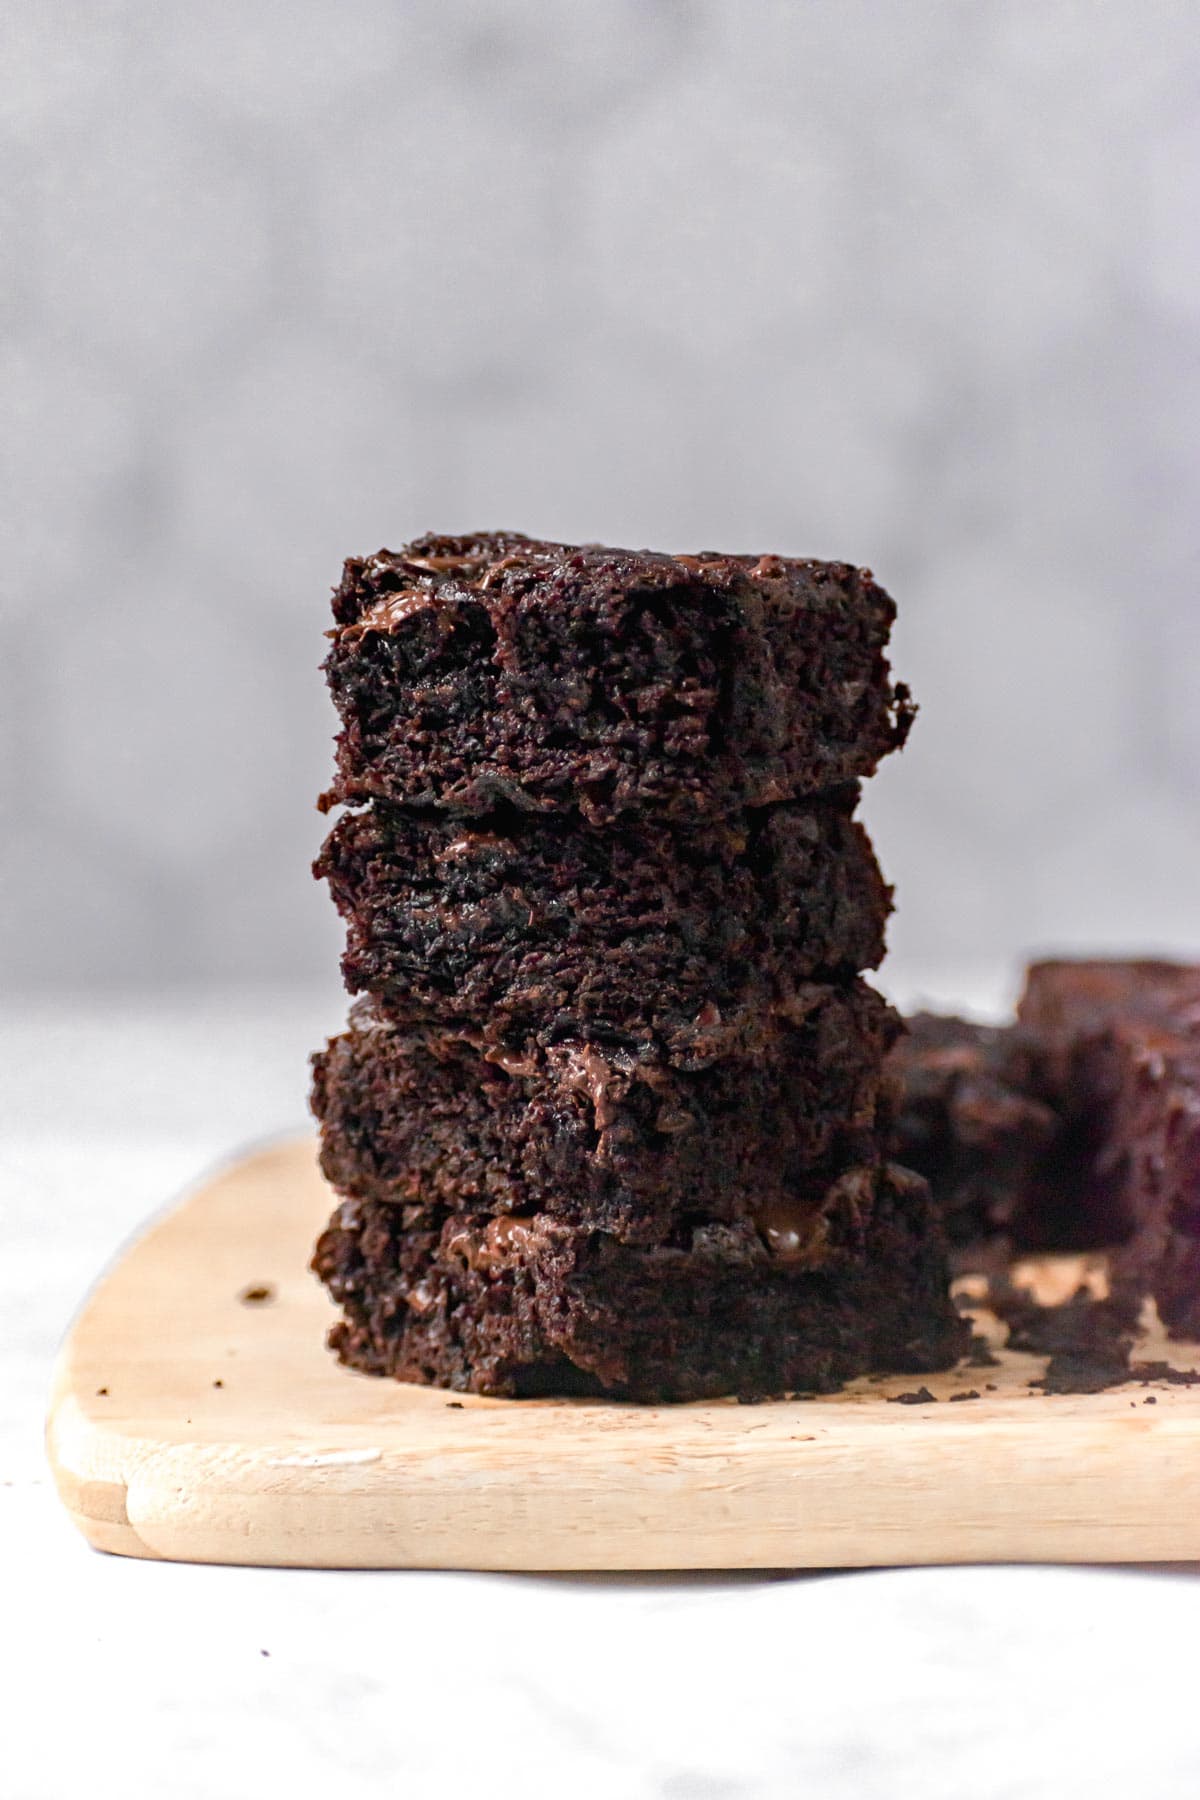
47 1138 1200 1570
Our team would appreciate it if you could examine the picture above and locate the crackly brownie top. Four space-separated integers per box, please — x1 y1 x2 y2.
331 530 894 633
323 530 913 821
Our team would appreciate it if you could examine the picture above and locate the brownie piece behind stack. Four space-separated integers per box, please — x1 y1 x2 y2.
1017 960 1200 1336
889 961 1200 1340
321 533 915 824
311 532 966 1399
887 1012 1058 1261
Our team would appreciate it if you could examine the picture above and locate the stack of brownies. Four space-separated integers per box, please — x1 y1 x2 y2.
310 532 967 1400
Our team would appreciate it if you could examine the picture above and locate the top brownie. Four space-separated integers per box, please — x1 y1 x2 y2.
321 532 914 823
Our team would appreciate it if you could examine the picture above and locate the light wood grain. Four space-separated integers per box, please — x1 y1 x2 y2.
46 1138 1200 1570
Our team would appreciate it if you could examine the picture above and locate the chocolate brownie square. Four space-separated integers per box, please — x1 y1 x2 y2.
316 795 891 1055
1018 960 1200 1335
311 984 899 1246
1019 959 1200 1041
311 1161 968 1401
887 1012 1058 1256
321 533 914 824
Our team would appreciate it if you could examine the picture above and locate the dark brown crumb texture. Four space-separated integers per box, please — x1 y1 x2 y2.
310 530 972 1401
1017 960 1200 1338
312 1162 969 1402
892 959 1200 1350
316 793 891 1053
321 532 914 824
311 986 899 1245
887 1012 1057 1256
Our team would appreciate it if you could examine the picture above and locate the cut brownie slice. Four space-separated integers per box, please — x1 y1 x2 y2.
887 1013 1058 1258
1018 960 1200 1336
321 532 914 824
312 985 899 1246
1019 959 1200 1041
316 795 891 1053
311 1161 969 1402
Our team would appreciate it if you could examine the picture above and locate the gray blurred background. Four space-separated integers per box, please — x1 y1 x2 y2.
3 0 1199 1003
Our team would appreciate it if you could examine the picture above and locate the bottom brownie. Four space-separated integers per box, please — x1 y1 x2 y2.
311 1161 968 1402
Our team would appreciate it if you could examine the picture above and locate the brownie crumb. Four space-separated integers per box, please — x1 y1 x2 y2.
212 1379 224 1389
1144 1395 1158 1404
984 1382 997 1391
888 1386 937 1405
965 1333 1001 1368
1033 1351 1131 1396
949 1389 981 1402
239 1283 276 1305
446 1401 463 1409
978 1273 1137 1397
1131 1360 1200 1386
95 1386 108 1396
260 1649 270 1658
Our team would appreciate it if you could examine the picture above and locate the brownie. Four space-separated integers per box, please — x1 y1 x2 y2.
321 533 914 824
311 1161 969 1401
893 964 1200 1338
887 1013 1058 1256
1019 959 1200 1041
316 795 891 1055
1018 961 1200 1336
312 985 899 1246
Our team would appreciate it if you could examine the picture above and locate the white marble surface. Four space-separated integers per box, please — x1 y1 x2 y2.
7 987 1200 1799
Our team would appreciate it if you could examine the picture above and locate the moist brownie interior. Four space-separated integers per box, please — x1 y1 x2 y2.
322 533 915 823
316 793 891 1053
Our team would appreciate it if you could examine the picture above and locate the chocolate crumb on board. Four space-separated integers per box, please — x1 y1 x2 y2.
1033 1352 1131 1396
888 1386 937 1405
1144 1395 1158 1404
95 1387 108 1396
212 1379 224 1389
1132 1361 1200 1386
977 1272 1138 1397
949 1389 981 1402
965 1333 1001 1368
963 1263 1200 1397
446 1401 463 1409
239 1283 276 1305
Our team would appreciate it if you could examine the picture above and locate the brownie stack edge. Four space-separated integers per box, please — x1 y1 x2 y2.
310 532 967 1401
